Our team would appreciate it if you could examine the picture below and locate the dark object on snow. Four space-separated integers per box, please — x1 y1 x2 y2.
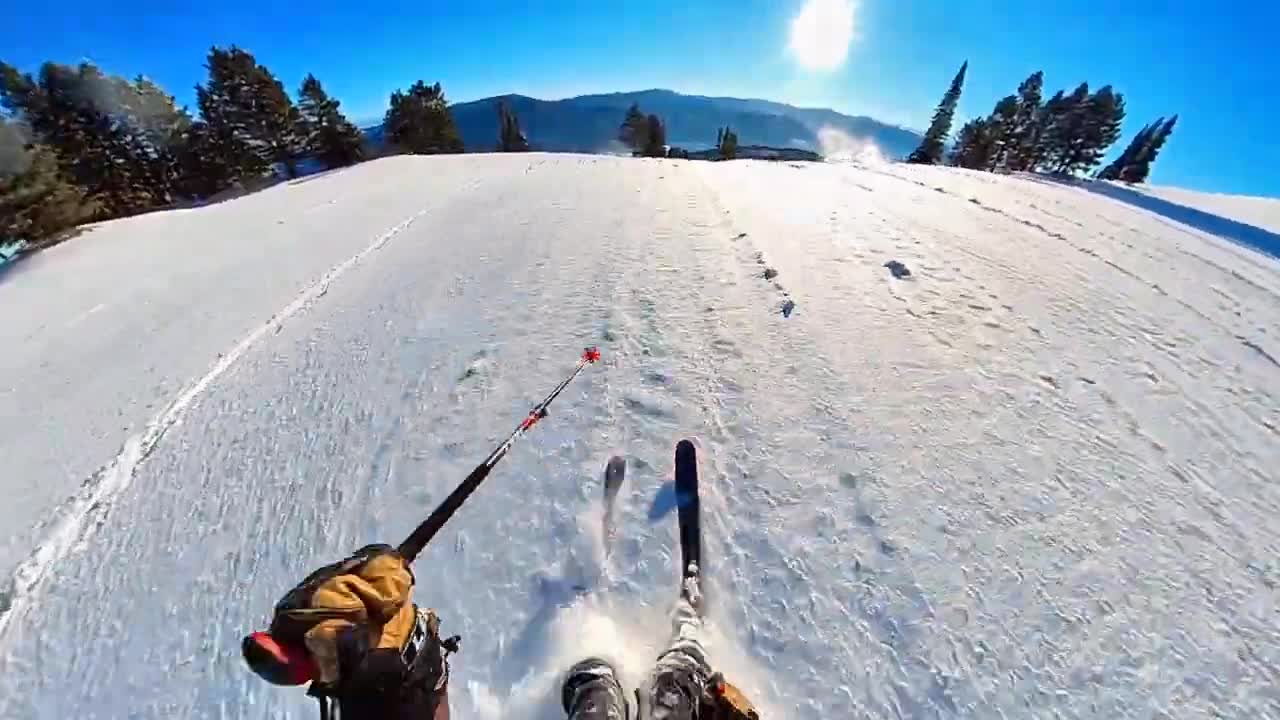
762 267 779 280
781 299 796 318
884 260 912 279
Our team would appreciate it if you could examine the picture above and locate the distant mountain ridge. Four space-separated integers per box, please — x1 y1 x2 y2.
366 89 922 159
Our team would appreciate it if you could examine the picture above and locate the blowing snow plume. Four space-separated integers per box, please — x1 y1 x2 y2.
0 120 34 177
817 125 886 165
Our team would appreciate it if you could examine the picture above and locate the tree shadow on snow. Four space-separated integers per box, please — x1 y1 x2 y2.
493 570 584 684
472 570 586 720
1024 173 1280 260
285 165 352 187
0 226 96 287
486 516 607 714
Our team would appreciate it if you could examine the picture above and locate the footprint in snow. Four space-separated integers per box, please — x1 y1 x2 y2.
622 389 676 418
458 352 492 382
642 369 673 386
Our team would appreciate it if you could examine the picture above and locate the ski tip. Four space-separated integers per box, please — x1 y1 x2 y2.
604 456 626 496
676 439 696 459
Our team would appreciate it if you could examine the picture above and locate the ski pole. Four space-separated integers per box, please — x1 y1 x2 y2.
397 347 602 562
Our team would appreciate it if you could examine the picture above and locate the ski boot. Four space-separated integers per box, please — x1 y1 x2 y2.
562 657 630 720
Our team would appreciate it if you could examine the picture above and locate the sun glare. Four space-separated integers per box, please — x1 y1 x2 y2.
789 0 856 72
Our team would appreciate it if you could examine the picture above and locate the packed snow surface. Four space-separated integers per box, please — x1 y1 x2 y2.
1 155 1277 718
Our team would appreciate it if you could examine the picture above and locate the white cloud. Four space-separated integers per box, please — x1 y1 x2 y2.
789 0 856 72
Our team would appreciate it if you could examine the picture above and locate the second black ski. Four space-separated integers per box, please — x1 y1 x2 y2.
602 455 626 556
674 439 701 581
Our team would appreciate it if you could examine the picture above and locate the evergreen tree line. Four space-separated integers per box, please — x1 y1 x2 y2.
615 105 739 160
1 46 474 251
907 62 1176 182
1095 115 1177 183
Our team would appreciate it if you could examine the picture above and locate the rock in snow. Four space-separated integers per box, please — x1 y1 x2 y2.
883 259 912 278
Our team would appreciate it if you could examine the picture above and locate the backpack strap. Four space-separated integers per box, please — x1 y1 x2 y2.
308 684 335 720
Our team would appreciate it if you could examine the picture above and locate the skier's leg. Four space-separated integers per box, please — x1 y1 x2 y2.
562 657 629 720
644 581 712 719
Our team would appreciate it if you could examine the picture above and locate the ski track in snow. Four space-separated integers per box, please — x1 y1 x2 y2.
0 207 432 647
1 155 1277 719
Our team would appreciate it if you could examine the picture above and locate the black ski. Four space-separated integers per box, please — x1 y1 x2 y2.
674 439 701 580
602 455 626 556
569 456 626 595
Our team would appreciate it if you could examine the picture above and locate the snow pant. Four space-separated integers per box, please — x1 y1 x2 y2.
563 596 710 720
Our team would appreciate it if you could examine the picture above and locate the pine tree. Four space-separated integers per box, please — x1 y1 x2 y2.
1041 83 1091 173
1026 89 1065 171
1 120 97 249
297 73 364 169
194 47 270 185
496 100 529 152
1044 83 1125 175
1005 71 1044 171
1120 115 1176 183
120 76 190 203
1097 120 1157 180
717 125 738 160
1064 85 1125 175
619 103 648 153
0 61 185 217
257 76 305 178
191 81 263 192
948 119 978 167
245 57 304 178
986 95 1021 171
196 47 305 181
383 81 463 155
907 61 967 164
948 118 997 170
642 114 666 157
173 120 236 198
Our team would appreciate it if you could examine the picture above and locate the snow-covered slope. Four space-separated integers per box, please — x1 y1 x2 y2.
1 155 1276 719
1134 183 1280 236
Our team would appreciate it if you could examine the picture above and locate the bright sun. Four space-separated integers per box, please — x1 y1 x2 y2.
789 0 856 71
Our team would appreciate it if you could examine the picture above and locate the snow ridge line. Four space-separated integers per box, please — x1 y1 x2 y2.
0 208 430 645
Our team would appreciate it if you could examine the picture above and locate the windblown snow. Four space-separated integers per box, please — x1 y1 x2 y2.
1 154 1277 719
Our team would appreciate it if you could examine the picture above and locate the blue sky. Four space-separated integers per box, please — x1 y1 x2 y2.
6 1 1277 196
